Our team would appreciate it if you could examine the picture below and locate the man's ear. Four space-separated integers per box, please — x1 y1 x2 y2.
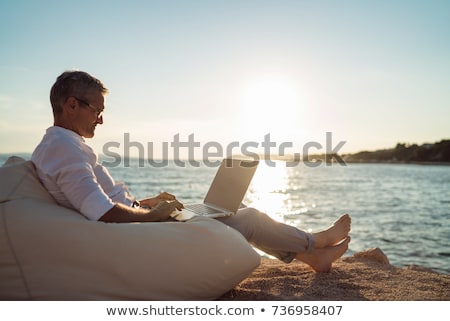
63 97 78 115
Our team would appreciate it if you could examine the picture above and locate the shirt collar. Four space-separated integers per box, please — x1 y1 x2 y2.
47 126 85 142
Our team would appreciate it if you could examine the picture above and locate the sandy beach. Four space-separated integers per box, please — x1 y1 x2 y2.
220 248 450 301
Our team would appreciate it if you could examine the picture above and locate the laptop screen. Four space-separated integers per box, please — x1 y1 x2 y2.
203 158 259 212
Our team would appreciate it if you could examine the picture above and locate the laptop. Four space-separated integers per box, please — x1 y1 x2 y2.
171 158 259 221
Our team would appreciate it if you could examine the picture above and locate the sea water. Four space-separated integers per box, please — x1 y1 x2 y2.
106 159 450 274
2 154 449 274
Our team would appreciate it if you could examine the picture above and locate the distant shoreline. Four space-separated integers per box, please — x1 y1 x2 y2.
342 139 450 164
2 138 449 167
344 160 450 166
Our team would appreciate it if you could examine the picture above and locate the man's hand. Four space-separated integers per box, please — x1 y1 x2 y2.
99 199 184 223
139 192 177 208
149 199 184 221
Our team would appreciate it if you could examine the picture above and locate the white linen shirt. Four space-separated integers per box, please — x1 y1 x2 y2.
32 126 134 220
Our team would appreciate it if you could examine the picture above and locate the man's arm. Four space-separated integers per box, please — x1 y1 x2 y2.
99 199 183 223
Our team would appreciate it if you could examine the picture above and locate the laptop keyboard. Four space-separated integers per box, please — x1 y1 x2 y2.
185 204 220 215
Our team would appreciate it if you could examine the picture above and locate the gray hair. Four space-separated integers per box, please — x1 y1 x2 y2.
50 70 108 116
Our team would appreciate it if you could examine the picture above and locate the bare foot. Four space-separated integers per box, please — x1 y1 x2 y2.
295 237 351 273
312 214 351 248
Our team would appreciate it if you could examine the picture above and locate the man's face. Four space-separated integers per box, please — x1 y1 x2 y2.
72 91 105 138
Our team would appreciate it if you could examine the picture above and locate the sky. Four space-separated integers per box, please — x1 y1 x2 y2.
1 0 449 159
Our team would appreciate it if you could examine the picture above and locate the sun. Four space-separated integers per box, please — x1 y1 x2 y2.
237 76 301 139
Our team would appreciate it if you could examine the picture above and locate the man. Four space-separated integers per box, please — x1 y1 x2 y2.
32 70 351 272
32 71 183 223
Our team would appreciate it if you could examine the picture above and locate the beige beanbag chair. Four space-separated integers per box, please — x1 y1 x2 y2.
0 157 260 300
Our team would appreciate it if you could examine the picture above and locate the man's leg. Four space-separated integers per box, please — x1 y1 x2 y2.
218 208 351 264
218 207 315 262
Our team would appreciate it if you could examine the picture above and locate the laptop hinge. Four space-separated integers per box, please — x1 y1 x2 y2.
203 202 235 213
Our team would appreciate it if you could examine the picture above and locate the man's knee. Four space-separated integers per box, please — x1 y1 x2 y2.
238 207 269 225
